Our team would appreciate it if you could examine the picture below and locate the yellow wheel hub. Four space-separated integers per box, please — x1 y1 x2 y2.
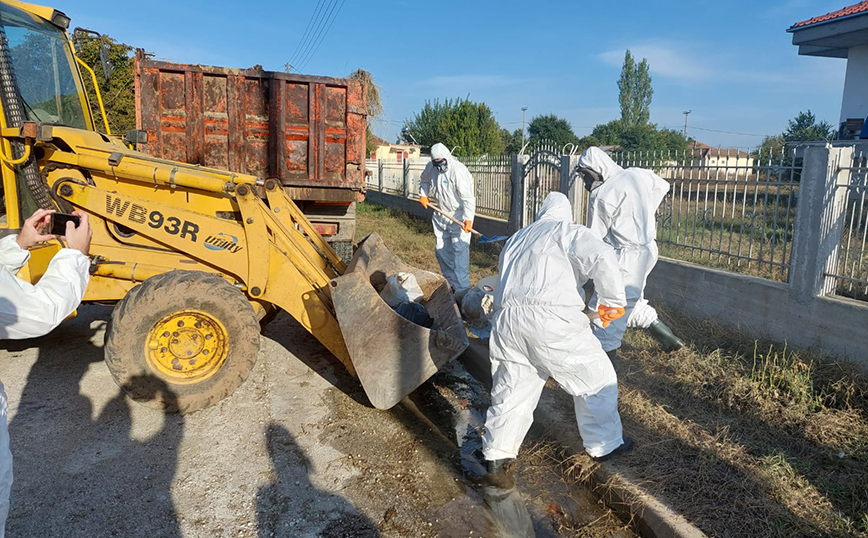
146 310 229 384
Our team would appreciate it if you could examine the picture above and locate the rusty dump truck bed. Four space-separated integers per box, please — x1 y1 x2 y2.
133 50 367 204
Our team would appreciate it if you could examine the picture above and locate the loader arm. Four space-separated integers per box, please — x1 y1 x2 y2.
50 160 356 374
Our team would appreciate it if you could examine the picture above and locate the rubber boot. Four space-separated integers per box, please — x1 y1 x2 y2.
591 437 635 462
648 320 686 351
482 458 515 489
606 349 618 361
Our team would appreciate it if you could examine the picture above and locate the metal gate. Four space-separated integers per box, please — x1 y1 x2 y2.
523 141 564 224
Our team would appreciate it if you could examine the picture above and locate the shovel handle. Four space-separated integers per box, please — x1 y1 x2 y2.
428 203 481 236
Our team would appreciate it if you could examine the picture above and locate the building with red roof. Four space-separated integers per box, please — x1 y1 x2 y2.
788 1 868 138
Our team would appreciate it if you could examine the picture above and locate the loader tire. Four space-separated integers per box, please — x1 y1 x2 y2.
104 270 260 414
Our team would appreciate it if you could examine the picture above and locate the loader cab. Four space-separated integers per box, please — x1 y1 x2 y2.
0 1 95 280
0 1 95 231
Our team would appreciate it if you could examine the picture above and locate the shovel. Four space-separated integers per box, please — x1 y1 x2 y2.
428 203 508 244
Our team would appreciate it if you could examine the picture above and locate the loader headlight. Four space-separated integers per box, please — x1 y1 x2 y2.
50 10 70 30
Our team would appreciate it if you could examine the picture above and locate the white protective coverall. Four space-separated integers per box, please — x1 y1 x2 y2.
578 147 670 352
482 192 628 460
0 235 90 537
419 143 476 292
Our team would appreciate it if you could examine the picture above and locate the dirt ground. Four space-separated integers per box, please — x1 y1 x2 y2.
0 304 631 538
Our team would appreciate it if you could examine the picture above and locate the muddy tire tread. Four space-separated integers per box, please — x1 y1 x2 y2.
104 270 260 414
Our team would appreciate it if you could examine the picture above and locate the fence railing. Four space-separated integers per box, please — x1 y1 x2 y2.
365 156 512 220
829 146 868 301
611 147 804 282
467 155 512 220
365 143 868 304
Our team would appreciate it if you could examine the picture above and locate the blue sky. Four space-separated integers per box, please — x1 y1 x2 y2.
60 0 852 148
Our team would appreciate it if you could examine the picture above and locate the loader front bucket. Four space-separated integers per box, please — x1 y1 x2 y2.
330 233 469 409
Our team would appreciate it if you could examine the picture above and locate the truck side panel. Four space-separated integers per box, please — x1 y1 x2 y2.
134 50 366 199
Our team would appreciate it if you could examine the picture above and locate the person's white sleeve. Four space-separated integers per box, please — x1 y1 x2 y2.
0 235 30 274
568 231 626 308
453 166 476 222
0 249 90 339
419 162 433 198
586 196 611 241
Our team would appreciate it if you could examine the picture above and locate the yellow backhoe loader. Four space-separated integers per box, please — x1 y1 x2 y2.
0 0 468 412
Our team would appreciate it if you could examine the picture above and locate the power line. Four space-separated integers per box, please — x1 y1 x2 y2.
297 0 346 72
288 0 326 70
689 126 770 138
293 0 337 72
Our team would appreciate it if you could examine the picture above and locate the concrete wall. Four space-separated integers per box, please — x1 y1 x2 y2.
646 259 868 367
841 44 868 124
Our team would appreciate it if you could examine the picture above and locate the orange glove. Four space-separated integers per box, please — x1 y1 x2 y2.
419 196 429 209
463 220 473 233
597 305 626 328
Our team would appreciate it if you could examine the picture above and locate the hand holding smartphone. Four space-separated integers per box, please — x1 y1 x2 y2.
48 212 81 236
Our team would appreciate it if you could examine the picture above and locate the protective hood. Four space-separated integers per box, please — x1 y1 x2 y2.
578 147 623 182
535 192 573 223
430 143 453 162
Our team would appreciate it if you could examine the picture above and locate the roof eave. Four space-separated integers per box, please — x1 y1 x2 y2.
788 9 868 33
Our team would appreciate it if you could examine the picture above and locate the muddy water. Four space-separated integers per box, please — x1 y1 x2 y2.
405 362 634 538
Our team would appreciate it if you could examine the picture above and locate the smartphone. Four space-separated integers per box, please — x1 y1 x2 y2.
49 212 81 236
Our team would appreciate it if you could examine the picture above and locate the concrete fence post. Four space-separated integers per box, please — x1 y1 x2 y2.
402 159 410 199
562 155 585 225
789 145 853 303
377 161 384 193
507 155 528 234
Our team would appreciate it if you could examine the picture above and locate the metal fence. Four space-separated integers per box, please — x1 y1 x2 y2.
365 156 513 220
466 155 512 220
612 147 803 282
829 146 868 301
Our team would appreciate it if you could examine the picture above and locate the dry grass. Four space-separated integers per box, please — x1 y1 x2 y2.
355 202 500 283
605 311 868 538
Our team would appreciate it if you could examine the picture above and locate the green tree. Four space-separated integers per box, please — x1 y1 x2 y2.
754 110 833 180
76 34 135 134
617 49 653 127
403 97 504 156
618 50 636 126
591 119 625 145
527 114 579 149
576 135 601 153
500 128 523 154
589 119 688 154
783 110 835 142
635 58 653 125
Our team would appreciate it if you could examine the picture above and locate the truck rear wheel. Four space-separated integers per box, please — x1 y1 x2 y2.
104 270 260 414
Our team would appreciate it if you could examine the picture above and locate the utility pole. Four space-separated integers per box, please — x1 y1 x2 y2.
521 106 528 148
683 110 692 137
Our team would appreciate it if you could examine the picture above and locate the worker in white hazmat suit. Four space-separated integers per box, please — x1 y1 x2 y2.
0 208 92 538
419 143 476 293
481 192 633 487
577 147 686 358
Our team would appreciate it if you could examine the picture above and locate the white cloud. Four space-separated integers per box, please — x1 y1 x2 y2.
598 44 716 83
597 40 846 92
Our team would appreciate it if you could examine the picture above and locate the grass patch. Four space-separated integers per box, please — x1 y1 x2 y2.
609 312 868 538
359 199 868 538
356 202 500 284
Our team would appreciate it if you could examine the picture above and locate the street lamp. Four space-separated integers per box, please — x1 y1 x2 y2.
521 107 528 148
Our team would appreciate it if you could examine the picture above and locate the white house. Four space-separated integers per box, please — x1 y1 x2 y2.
788 1 868 139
